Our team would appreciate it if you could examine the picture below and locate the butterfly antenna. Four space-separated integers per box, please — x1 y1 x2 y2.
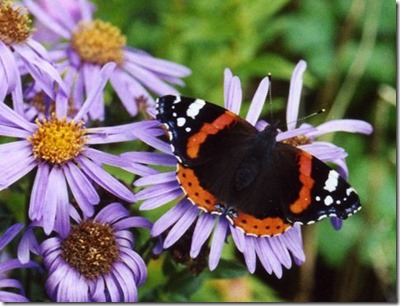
286 108 326 127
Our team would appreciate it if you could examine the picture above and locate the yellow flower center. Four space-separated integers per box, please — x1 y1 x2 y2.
61 221 119 280
71 19 126 65
281 135 312 147
28 115 87 165
0 0 31 45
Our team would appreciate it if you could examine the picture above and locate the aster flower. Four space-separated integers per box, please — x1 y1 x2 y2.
124 67 315 278
126 60 373 278
0 62 156 238
41 202 151 302
0 223 39 302
0 0 64 114
23 0 191 120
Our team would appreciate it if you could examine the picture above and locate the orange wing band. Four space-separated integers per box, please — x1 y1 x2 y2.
186 111 237 159
289 151 315 214
177 164 218 212
229 211 292 237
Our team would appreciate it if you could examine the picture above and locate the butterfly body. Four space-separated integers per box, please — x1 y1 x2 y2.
156 95 361 237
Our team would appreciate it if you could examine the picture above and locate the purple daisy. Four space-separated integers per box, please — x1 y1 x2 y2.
0 0 64 114
23 0 191 120
0 62 156 238
41 202 151 302
125 61 373 278
0 223 39 302
123 67 313 278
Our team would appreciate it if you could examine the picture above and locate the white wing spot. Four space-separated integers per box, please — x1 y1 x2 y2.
185 127 191 132
172 112 177 117
336 200 341 204
346 187 356 196
186 99 206 119
324 195 334 206
316 196 321 201
177 117 186 127
173 96 181 104
323 170 339 192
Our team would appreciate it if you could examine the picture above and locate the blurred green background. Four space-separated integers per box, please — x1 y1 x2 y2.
92 0 396 302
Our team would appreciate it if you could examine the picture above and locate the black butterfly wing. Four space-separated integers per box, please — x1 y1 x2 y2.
156 95 259 213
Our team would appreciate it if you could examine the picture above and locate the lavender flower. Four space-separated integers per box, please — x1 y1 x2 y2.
0 0 64 114
0 62 156 238
41 202 151 302
0 223 39 302
23 0 191 120
124 67 313 278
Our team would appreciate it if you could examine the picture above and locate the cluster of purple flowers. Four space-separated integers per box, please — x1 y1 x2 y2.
0 0 372 302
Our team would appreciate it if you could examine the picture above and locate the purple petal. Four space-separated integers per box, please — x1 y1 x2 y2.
209 218 228 271
94 202 129 224
29 163 50 220
121 152 176 166
224 75 242 114
111 263 138 302
299 142 348 161
54 169 70 238
245 76 270 125
123 62 180 96
113 216 152 231
242 236 256 273
164 204 198 248
119 249 147 286
151 200 189 237
134 171 176 187
0 101 36 132
42 167 63 235
190 213 216 258
0 291 29 302
77 156 136 202
286 60 307 130
136 181 180 200
83 148 131 168
139 188 183 210
124 50 191 77
230 225 245 252
276 126 317 142
307 119 374 137
63 162 99 217
223 68 233 106
23 0 71 38
255 238 282 278
74 62 116 121
0 223 24 251
330 217 343 230
0 156 36 190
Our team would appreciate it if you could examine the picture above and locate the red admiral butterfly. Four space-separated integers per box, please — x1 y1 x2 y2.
156 95 361 237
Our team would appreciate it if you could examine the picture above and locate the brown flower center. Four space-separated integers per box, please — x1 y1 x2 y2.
71 19 126 65
61 220 119 280
0 0 31 45
27 115 87 165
